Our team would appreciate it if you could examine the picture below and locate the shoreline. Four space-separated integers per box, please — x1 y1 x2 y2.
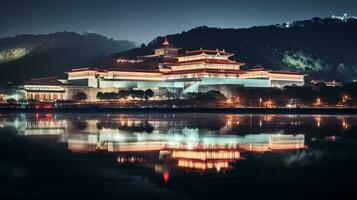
1 107 357 114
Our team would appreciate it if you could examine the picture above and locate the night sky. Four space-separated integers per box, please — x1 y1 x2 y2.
1 0 357 43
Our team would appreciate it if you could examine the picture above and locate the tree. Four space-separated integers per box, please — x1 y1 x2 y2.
96 92 104 101
164 88 183 100
118 90 129 99
206 90 227 101
6 98 17 104
144 89 154 101
129 90 145 100
195 90 227 101
185 92 198 100
100 92 118 101
73 92 87 101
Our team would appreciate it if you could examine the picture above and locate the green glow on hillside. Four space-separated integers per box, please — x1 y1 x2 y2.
282 51 324 71
0 48 30 64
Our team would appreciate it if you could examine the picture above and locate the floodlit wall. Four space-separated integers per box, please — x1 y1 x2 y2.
65 87 118 101
199 78 271 88
99 80 137 89
271 80 304 88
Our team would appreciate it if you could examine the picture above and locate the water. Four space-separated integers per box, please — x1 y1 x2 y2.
1 113 357 200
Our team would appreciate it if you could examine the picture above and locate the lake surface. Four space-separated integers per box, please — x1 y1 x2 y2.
1 113 357 200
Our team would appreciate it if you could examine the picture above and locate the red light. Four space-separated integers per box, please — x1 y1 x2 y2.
45 113 53 120
44 105 53 109
163 171 170 184
163 37 170 46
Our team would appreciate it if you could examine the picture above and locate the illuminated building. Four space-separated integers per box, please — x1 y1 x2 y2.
332 13 357 21
23 38 305 101
310 80 343 87
23 77 67 101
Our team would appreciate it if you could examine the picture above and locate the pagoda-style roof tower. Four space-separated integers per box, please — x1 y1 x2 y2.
154 37 179 57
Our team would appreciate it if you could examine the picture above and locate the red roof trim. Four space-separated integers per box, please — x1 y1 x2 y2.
268 70 303 75
177 49 233 57
105 69 162 73
164 69 244 75
169 59 244 65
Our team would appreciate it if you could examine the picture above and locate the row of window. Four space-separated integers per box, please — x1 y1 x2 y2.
27 93 64 101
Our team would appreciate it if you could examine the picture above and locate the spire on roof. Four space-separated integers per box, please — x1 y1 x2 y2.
163 37 170 46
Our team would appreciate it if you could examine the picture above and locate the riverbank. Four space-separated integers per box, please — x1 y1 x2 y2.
1 107 357 114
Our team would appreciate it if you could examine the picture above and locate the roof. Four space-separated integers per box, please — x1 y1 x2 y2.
103 56 178 71
104 68 162 73
24 77 67 86
162 37 170 46
268 70 304 75
155 37 179 50
172 59 244 65
246 68 269 72
177 49 233 57
164 69 245 75
66 67 106 73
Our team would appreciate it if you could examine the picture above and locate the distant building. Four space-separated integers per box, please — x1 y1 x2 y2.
23 38 305 101
332 13 357 21
310 80 343 87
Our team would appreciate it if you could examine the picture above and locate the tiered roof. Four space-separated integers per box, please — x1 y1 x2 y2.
24 77 67 86
177 49 233 57
163 69 245 75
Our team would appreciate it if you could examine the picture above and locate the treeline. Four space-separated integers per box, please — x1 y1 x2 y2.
95 89 227 102
96 89 154 101
229 83 357 107
117 17 357 82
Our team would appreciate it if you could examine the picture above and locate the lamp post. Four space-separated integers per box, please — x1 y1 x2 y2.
316 98 321 107
259 98 262 107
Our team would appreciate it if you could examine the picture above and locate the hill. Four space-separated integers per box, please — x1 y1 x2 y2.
117 17 357 82
0 32 136 83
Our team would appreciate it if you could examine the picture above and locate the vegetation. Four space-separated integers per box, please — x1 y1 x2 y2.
96 92 118 101
282 51 324 71
73 92 87 101
144 89 154 101
227 83 357 107
0 48 31 64
0 32 136 83
160 88 183 100
118 17 357 82
6 98 17 104
186 90 227 101
97 89 155 101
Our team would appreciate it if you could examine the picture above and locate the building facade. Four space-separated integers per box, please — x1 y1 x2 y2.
23 38 305 101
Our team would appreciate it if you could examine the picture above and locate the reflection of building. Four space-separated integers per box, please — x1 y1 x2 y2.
5 114 312 174
23 115 66 136
22 38 305 101
238 134 305 152
172 150 241 171
67 129 305 153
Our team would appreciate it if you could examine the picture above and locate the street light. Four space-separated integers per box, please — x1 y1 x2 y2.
315 98 321 107
259 98 262 107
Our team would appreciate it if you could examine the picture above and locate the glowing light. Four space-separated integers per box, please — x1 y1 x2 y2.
0 48 31 63
163 171 170 184
172 150 241 160
315 116 321 127
315 98 321 106
177 159 230 170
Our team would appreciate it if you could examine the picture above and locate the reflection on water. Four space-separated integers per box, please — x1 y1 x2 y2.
2 113 357 199
1 113 356 176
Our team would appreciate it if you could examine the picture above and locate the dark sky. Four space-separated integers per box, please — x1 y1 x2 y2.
1 0 356 43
